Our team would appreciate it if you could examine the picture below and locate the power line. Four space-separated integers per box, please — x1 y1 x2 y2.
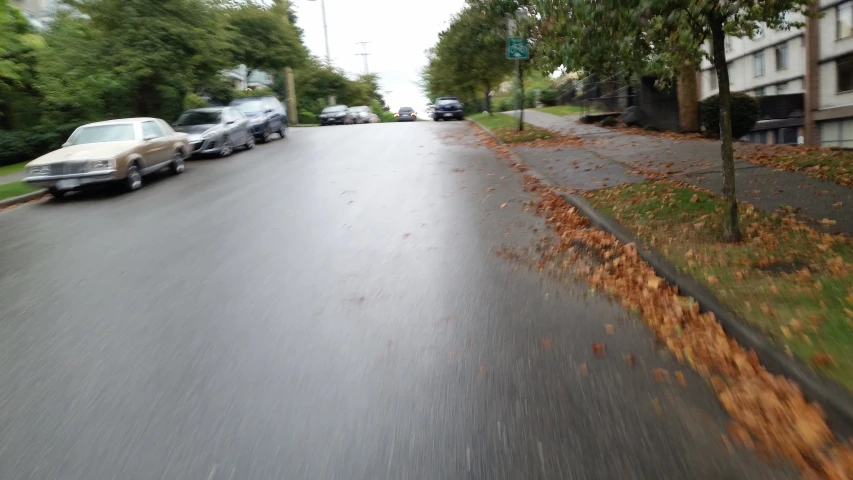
355 41 371 75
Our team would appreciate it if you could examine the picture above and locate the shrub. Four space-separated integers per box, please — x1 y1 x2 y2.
524 89 536 108
701 92 760 139
299 110 318 125
183 93 210 110
0 123 83 167
599 116 618 127
497 98 513 112
540 87 558 107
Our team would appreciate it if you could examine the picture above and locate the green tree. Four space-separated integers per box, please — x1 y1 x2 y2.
478 0 813 242
421 6 513 112
0 0 45 129
226 0 306 81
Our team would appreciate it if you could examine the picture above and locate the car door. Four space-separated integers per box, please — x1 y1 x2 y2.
140 120 170 169
266 98 282 131
231 109 251 144
222 108 242 143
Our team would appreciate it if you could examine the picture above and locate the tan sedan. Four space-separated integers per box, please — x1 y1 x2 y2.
24 118 189 197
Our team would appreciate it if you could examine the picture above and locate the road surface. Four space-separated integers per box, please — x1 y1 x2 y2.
0 122 792 479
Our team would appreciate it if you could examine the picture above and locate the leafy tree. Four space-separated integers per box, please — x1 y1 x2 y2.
421 6 513 112
478 0 813 242
0 0 45 129
226 0 306 81
293 57 381 114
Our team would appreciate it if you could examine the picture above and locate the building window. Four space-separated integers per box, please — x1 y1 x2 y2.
775 42 788 70
709 69 718 90
820 120 853 147
778 128 798 145
777 82 788 94
754 51 765 77
745 131 767 144
838 1 853 39
838 54 853 92
755 87 766 97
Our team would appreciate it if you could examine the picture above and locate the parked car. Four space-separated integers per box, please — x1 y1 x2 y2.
173 107 254 157
433 96 464 121
368 113 381 123
319 105 355 125
395 107 417 122
349 105 372 124
229 96 287 143
23 118 188 197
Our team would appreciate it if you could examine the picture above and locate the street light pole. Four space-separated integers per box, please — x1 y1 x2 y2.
308 0 331 64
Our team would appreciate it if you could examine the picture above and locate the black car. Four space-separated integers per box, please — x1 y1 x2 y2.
395 107 417 122
319 105 355 125
433 96 464 121
229 96 287 143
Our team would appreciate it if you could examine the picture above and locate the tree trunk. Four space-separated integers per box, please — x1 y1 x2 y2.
484 83 491 114
710 16 742 242
677 65 700 132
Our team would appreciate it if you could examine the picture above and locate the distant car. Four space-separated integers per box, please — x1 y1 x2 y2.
433 96 464 121
319 105 355 125
173 107 254 157
229 96 287 143
395 107 417 122
349 105 372 124
23 118 188 197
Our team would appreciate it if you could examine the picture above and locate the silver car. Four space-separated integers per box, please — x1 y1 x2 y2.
349 106 371 124
172 107 254 157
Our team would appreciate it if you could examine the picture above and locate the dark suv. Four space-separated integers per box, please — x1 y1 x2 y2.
433 96 464 121
230 96 288 143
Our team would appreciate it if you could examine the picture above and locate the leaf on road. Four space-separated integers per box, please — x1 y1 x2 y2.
500 202 508 209
652 368 669 383
605 324 615 335
592 342 606 357
541 338 553 351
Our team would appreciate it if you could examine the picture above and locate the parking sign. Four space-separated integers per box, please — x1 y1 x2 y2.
507 38 529 60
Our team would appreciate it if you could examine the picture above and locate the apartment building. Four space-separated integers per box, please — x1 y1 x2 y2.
10 0 55 18
699 3 853 147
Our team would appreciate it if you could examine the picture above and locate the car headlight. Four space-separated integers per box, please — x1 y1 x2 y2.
85 159 116 172
250 117 265 125
202 129 221 138
27 165 51 176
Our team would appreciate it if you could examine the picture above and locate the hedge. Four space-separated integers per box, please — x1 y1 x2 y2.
700 92 760 139
0 123 84 167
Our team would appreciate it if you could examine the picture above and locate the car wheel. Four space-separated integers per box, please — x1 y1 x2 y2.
260 128 270 143
170 151 185 174
278 123 286 139
125 163 142 192
245 135 255 149
219 137 234 157
48 187 66 199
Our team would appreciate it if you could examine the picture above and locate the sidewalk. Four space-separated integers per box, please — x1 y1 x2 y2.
508 110 853 236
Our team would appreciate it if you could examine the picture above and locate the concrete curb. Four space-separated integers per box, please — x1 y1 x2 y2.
0 189 47 209
470 117 853 437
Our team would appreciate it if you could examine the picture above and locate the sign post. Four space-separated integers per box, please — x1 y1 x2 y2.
507 37 529 131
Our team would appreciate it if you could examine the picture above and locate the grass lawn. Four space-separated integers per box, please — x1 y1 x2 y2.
0 161 28 177
587 180 853 391
536 105 586 116
469 113 554 144
0 181 39 201
745 147 853 188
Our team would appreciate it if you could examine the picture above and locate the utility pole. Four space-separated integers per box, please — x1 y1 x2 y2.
285 67 298 125
355 41 371 75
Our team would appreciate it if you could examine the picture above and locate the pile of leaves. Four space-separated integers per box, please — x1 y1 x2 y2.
529 182 853 477
741 146 853 188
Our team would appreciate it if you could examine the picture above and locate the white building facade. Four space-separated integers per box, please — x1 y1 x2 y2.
699 3 853 147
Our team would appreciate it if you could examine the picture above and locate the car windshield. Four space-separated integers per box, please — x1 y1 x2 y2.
68 124 136 145
175 111 221 126
234 101 265 115
437 98 458 105
399 108 413 113
322 106 348 113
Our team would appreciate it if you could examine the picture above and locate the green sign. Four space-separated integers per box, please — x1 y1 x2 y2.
507 38 529 60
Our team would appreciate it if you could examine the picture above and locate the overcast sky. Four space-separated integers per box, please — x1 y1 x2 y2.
290 0 466 111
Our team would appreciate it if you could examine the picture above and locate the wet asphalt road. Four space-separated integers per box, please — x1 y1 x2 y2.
0 122 793 479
